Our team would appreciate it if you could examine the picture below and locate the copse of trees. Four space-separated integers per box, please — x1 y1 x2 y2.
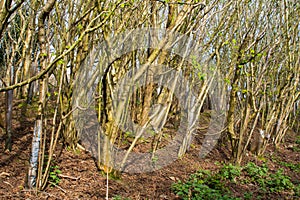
0 0 299 190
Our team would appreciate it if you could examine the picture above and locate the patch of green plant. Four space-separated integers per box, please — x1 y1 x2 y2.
172 183 239 200
112 195 131 200
124 131 134 138
266 168 294 192
243 162 265 189
49 165 61 186
295 136 300 145
244 162 268 176
243 162 296 194
173 162 299 199
294 184 300 197
151 155 159 163
292 146 300 152
243 192 253 200
192 169 224 191
279 161 300 172
65 145 81 154
172 166 241 200
17 101 27 108
218 163 241 182
43 155 62 186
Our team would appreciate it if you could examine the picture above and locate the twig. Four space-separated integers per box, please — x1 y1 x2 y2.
48 182 67 193
106 170 109 200
0 172 10 177
76 143 86 151
58 174 80 180
3 181 13 188
155 0 206 7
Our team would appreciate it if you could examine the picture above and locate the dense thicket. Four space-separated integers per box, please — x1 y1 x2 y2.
0 0 299 190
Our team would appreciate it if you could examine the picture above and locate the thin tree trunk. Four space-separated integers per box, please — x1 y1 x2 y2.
28 0 56 190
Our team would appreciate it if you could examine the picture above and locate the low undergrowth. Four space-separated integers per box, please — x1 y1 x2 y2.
172 162 300 200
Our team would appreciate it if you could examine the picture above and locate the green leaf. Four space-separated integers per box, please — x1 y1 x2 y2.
40 53 47 57
57 59 64 65
77 24 83 30
224 78 231 84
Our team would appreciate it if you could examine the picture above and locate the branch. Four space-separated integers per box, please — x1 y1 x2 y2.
155 0 206 8
0 3 118 93
0 0 24 39
8 0 24 14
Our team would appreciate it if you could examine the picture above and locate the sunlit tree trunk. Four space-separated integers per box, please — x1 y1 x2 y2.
28 0 56 190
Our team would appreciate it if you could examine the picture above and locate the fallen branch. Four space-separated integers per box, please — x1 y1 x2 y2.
58 174 80 180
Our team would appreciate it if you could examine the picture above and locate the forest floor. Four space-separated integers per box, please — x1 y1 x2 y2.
0 99 299 200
